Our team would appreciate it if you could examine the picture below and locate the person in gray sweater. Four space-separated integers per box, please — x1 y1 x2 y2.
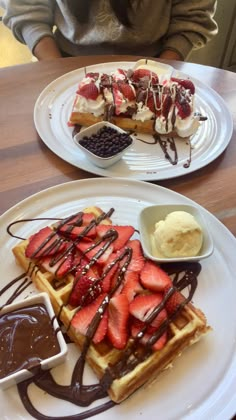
0 0 218 62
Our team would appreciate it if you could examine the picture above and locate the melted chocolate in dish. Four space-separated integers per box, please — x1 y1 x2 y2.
0 303 60 379
3 212 201 419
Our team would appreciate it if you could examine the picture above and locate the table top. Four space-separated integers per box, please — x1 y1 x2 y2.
1 55 236 236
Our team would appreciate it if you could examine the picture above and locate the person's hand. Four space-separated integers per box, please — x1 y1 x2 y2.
159 50 182 61
33 36 62 60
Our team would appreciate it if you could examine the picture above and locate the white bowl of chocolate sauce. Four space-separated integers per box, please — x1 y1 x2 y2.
0 292 67 390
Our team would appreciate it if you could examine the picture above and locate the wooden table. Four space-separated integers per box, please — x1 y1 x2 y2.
1 55 236 236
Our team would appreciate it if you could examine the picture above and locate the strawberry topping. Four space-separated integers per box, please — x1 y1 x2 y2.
96 225 135 251
25 226 65 259
77 82 99 100
171 77 195 95
69 274 103 307
140 260 172 292
107 294 129 349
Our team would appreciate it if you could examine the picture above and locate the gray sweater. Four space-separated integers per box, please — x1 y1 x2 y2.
0 0 218 60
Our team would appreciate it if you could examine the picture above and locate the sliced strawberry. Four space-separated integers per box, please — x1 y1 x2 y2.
69 274 102 307
171 77 195 95
101 255 120 293
77 82 99 100
175 93 191 119
85 72 99 81
140 260 172 292
118 82 136 101
25 226 65 259
164 285 185 315
129 293 166 325
162 94 172 119
121 271 143 302
71 293 108 344
125 240 145 272
59 224 97 240
131 323 167 351
96 225 135 251
107 294 129 349
40 252 73 278
132 69 159 84
76 240 113 265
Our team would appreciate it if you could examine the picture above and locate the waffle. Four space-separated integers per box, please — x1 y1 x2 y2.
12 206 210 404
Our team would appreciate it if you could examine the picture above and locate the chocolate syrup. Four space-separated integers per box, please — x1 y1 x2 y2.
0 303 60 379
4 210 201 419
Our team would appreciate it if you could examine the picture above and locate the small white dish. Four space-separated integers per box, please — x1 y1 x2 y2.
0 292 67 390
74 121 133 169
139 204 214 263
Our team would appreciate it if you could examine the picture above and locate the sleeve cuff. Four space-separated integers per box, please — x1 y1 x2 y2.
162 34 196 61
21 22 53 52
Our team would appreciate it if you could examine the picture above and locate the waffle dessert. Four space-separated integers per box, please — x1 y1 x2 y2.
69 59 206 138
12 206 210 404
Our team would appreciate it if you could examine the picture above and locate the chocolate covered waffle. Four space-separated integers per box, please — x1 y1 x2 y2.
69 60 206 138
12 206 210 404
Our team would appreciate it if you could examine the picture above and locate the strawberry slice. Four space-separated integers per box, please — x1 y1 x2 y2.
40 252 73 278
77 82 99 100
131 321 167 351
175 93 191 118
76 240 113 265
25 226 65 259
107 294 129 349
69 274 102 307
118 82 136 101
125 240 145 272
85 72 99 81
162 94 172 119
164 285 185 315
96 225 135 251
71 293 108 344
121 271 143 302
101 254 120 293
140 260 172 292
132 69 159 84
129 293 166 325
59 224 97 240
171 77 195 95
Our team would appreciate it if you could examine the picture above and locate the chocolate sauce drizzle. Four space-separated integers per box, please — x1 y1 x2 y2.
3 210 201 419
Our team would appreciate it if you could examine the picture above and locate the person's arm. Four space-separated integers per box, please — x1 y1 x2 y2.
33 36 62 60
159 50 182 61
160 0 218 60
0 0 57 57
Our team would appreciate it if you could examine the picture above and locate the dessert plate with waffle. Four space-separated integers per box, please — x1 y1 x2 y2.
1 178 236 419
34 59 233 181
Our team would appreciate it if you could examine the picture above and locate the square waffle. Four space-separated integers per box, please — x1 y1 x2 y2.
12 206 210 403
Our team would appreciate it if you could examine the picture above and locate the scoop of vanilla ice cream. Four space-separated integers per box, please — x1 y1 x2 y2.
153 211 203 258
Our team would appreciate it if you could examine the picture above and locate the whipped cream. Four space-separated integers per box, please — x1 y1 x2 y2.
133 102 154 122
74 94 105 117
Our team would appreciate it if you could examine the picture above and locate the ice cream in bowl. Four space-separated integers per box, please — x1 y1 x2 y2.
139 204 214 263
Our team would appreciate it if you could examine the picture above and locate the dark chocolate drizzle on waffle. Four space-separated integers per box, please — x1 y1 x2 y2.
4 210 201 419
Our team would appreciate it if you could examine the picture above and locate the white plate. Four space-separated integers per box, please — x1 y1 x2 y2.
34 61 233 181
1 178 236 420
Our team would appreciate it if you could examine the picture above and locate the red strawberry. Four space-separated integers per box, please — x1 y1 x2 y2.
25 226 65 259
140 260 172 292
125 240 145 272
118 82 136 101
171 77 195 95
76 240 113 265
107 294 129 349
85 72 99 80
175 94 191 118
129 293 166 325
59 224 97 240
77 82 99 100
40 252 73 278
101 255 119 293
164 285 185 315
162 94 172 119
121 271 143 302
71 294 108 344
65 212 96 226
132 69 158 84
96 225 135 251
131 324 167 351
69 274 102 307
